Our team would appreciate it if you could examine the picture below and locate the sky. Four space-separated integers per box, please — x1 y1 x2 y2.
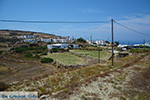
0 0 150 44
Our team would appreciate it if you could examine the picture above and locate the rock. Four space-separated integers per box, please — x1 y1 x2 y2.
40 95 49 99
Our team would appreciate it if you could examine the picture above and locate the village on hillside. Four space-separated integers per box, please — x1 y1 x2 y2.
1 0 150 99
0 29 150 99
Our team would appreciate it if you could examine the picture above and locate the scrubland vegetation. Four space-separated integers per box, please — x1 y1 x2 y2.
0 44 150 99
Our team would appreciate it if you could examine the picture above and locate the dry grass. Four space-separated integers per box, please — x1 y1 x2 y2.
43 52 87 65
6 52 150 98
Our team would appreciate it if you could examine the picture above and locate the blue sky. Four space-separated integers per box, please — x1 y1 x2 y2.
0 0 150 43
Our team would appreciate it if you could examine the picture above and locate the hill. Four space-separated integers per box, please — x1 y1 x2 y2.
0 29 63 46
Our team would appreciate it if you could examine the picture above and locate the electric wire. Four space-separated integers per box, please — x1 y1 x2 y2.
113 20 150 36
0 19 110 23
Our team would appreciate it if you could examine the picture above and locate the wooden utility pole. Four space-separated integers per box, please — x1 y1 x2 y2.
144 39 145 49
111 19 114 66
98 45 100 63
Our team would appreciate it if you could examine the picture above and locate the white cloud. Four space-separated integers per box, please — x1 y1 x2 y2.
80 8 102 14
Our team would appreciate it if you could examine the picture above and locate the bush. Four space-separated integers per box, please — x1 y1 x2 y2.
15 46 47 53
25 52 33 58
0 82 9 91
15 47 27 53
130 48 150 53
52 48 59 52
57 64 61 68
41 50 47 55
52 61 56 65
33 54 40 59
63 88 68 92
41 58 53 63
76 37 86 43
0 51 3 54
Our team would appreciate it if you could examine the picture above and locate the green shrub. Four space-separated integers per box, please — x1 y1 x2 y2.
0 82 9 91
76 37 86 43
41 50 47 55
63 88 68 92
15 47 27 53
130 48 150 53
0 51 3 54
52 48 59 52
33 54 40 59
52 61 56 65
25 52 33 58
66 49 69 52
36 50 42 53
41 58 53 63
57 64 61 68
15 46 47 53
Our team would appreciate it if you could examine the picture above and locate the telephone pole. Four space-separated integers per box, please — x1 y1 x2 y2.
111 19 114 66
98 45 100 63
143 39 145 44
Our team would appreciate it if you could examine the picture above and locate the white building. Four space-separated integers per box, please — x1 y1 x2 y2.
52 39 58 43
41 38 52 42
95 40 106 45
47 44 70 49
23 39 37 43
73 44 79 48
87 40 106 45
117 44 129 48
17 35 35 39
86 40 92 44
134 43 150 47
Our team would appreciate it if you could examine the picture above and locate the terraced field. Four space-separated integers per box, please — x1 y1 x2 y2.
70 50 111 60
43 52 87 65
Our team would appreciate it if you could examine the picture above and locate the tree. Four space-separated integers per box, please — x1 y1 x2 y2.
76 37 86 43
115 41 119 46
41 58 53 63
25 52 33 58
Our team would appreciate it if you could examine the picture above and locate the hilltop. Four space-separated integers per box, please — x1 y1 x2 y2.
0 29 64 48
0 29 62 39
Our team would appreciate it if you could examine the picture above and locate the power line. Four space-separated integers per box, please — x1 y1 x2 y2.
113 20 150 36
0 19 110 23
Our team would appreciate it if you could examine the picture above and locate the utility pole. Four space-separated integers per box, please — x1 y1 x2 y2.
98 45 100 63
144 39 145 49
90 34 92 44
111 19 114 66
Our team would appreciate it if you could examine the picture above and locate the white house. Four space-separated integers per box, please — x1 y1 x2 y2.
17 35 35 39
52 39 58 43
134 43 150 47
117 44 129 48
73 44 79 48
47 44 70 49
41 38 52 42
96 40 106 45
23 39 37 43
86 40 92 44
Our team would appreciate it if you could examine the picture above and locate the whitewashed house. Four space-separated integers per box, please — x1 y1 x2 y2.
23 39 37 43
96 40 106 45
47 44 70 49
52 39 58 43
17 35 35 39
73 44 79 48
117 44 129 48
41 38 52 42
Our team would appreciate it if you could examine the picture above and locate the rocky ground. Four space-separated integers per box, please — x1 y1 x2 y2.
46 53 150 100
2 52 150 100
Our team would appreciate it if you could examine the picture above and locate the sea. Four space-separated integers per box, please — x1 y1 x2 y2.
116 40 150 46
